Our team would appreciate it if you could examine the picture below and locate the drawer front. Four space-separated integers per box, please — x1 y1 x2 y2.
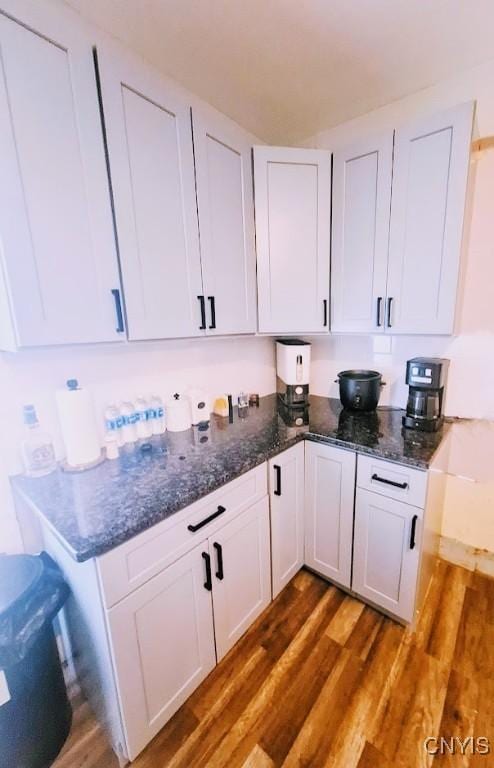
98 463 267 607
356 454 427 509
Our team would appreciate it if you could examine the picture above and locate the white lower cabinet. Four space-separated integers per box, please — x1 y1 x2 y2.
304 441 356 589
106 493 271 759
352 489 422 622
212 497 271 660
107 542 216 760
269 443 305 598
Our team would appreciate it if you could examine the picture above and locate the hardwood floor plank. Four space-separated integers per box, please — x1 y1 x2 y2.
322 618 406 768
241 744 275 767
205 586 344 768
326 594 365 645
357 741 394 768
282 648 363 768
52 563 494 768
258 634 342 764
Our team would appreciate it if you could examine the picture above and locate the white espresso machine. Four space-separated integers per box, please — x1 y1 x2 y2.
276 339 311 408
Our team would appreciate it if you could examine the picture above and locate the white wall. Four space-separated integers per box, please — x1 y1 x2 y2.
304 57 494 422
0 336 276 553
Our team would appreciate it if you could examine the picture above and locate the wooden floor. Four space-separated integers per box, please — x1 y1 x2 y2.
54 560 494 767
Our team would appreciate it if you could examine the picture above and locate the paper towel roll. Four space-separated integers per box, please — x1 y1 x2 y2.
56 380 101 468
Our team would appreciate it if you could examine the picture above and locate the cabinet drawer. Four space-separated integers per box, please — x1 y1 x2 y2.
356 454 427 509
98 463 267 607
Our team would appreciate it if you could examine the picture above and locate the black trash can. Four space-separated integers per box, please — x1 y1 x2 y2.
0 553 72 768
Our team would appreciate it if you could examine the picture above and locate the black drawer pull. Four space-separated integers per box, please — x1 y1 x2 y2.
188 505 226 532
273 465 281 496
213 542 224 580
410 515 418 550
323 299 328 327
387 297 393 328
376 297 383 327
197 295 206 330
371 473 408 490
111 289 125 333
208 296 216 329
202 552 212 591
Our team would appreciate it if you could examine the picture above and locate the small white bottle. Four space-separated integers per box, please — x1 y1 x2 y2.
104 430 120 460
104 403 124 447
120 401 137 444
135 395 152 439
149 394 166 435
21 405 57 477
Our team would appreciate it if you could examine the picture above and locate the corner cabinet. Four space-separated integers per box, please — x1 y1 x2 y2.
331 102 474 335
269 443 305 598
253 146 331 334
304 441 355 589
0 2 123 349
386 102 473 334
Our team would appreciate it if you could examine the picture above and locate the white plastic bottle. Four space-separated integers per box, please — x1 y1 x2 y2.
20 405 57 477
104 403 124 447
135 395 152 439
149 394 166 435
120 401 137 444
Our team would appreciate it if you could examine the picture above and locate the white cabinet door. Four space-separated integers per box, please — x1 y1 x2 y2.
331 134 393 333
96 47 204 341
0 2 122 348
353 489 422 622
192 108 257 335
304 441 355 589
254 146 331 334
386 102 474 334
269 443 305 598
107 542 216 761
211 497 271 660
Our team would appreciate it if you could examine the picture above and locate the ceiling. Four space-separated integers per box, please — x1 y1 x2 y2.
66 0 494 143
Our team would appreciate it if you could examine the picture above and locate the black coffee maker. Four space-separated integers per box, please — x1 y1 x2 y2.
402 357 449 432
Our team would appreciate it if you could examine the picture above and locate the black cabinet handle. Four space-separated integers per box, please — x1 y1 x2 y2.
208 296 216 329
197 295 206 330
371 473 408 490
213 542 224 580
387 297 393 328
188 505 226 532
202 552 212 591
410 515 418 550
273 465 281 496
111 289 125 333
376 297 383 327
323 299 328 327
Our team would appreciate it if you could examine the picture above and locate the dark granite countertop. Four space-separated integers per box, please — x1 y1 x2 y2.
11 394 446 562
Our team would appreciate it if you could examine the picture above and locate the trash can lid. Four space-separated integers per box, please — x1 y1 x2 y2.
0 554 44 617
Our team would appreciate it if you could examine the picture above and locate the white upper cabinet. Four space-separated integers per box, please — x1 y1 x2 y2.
254 147 331 334
386 102 474 334
0 2 122 349
192 108 257 335
331 134 393 333
96 47 204 341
